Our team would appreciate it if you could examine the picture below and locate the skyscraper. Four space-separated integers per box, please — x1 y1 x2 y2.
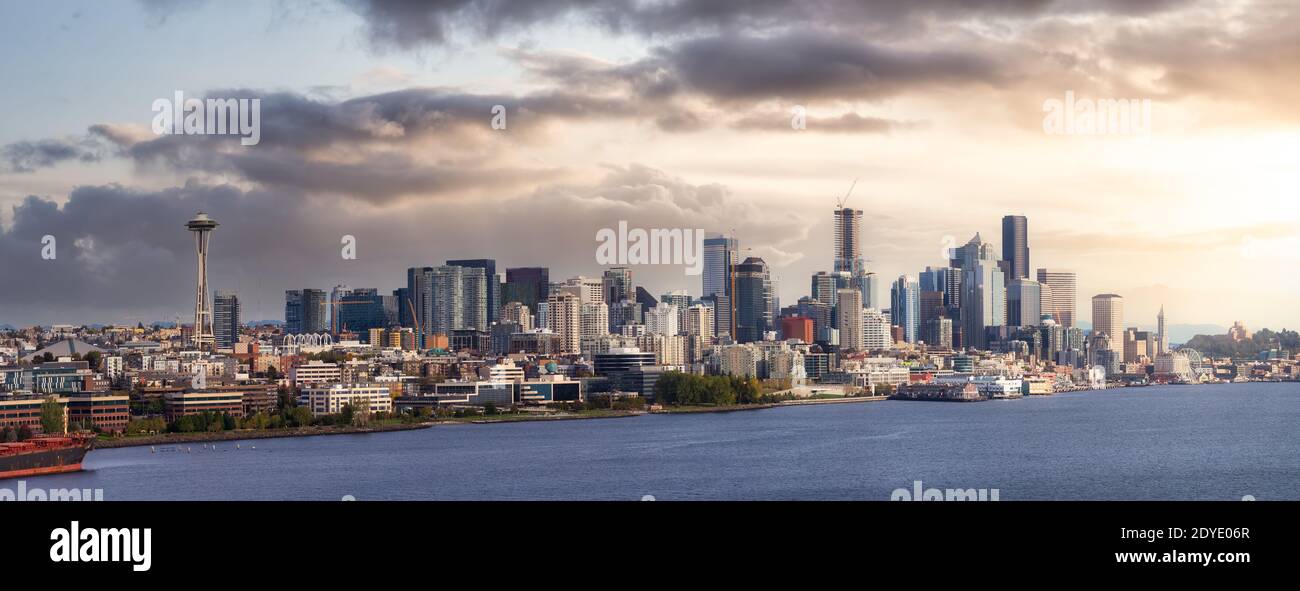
336 288 391 339
811 271 850 304
734 257 772 343
579 301 609 341
703 234 738 337
446 259 498 325
862 306 892 350
1001 215 1029 280
958 234 1006 350
602 266 633 304
500 301 533 331
1092 294 1124 344
557 276 604 304
919 266 957 307
703 234 738 297
685 304 715 342
1036 268 1077 328
951 232 997 269
890 275 920 343
836 288 863 351
406 267 434 336
185 212 218 351
1007 278 1042 328
432 265 487 334
645 302 679 336
285 289 327 334
547 291 581 354
833 207 865 275
701 293 731 339
212 290 240 349
833 204 877 313
503 267 549 313
328 284 352 333
857 272 879 310
608 299 641 333
918 290 945 344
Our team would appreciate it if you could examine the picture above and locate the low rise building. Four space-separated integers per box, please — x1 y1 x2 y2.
289 361 341 388
302 384 393 417
163 390 245 421
65 393 130 433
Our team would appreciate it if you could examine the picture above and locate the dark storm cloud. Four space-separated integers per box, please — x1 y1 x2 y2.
221 151 561 204
1100 6 1300 117
0 165 810 326
0 137 104 173
658 32 1002 101
339 0 1192 50
110 87 641 202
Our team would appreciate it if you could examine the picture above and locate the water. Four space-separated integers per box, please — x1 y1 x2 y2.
6 383 1298 500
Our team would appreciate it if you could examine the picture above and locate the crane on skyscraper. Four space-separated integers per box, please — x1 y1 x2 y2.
836 178 859 210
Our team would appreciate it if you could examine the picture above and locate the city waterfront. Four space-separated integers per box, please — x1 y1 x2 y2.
7 382 1296 501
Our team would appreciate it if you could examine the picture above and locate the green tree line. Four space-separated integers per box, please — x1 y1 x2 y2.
653 372 766 406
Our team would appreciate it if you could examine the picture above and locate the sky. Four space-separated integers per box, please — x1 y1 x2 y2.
1 0 1298 331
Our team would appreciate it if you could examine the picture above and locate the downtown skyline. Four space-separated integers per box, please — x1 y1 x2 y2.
2 0 1299 330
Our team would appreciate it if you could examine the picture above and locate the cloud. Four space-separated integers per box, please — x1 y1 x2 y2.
0 136 105 173
0 165 808 325
658 32 1003 102
136 0 209 25
340 0 1194 51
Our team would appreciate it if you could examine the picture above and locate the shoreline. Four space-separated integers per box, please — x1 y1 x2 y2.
94 422 434 449
92 396 889 449
89 382 1266 449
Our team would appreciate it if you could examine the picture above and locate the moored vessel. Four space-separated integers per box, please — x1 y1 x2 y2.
0 434 95 478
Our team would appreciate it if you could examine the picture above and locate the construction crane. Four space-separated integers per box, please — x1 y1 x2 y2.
836 178 859 210
405 296 424 349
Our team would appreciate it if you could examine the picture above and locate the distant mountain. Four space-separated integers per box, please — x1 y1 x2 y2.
0 324 15 331
245 320 284 327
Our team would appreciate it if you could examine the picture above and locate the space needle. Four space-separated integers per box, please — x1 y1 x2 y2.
186 212 219 351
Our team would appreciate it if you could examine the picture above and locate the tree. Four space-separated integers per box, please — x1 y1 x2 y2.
17 425 33 441
1 426 15 442
276 385 296 411
40 396 65 434
83 351 102 370
284 406 314 428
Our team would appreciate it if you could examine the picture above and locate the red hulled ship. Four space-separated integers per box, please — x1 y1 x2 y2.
0 435 95 478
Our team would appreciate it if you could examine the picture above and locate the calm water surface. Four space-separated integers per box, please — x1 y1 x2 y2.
5 382 1298 500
